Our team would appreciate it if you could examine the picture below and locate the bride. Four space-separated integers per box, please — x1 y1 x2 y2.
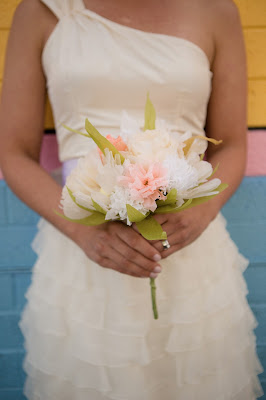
0 0 264 398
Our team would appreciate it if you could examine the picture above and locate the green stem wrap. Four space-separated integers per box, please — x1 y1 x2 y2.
150 277 158 319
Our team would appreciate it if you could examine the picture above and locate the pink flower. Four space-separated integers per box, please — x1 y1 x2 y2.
98 135 128 162
106 135 128 152
118 162 168 211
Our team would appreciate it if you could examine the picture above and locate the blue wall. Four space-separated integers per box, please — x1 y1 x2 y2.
0 177 265 399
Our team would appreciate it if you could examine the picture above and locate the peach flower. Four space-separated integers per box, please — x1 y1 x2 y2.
98 135 128 161
118 162 168 211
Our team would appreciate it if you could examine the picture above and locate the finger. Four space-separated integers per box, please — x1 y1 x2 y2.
97 246 159 278
97 256 141 278
116 225 162 263
152 214 169 224
110 236 162 275
131 223 139 233
151 230 187 253
158 230 200 258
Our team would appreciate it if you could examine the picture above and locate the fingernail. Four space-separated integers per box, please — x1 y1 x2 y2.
153 254 161 262
150 272 159 279
153 266 162 273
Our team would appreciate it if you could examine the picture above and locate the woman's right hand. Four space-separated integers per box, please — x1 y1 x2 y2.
72 221 162 279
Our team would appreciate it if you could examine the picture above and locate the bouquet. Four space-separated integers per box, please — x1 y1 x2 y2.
57 94 227 319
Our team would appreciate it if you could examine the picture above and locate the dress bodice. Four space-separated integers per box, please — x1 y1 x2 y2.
41 0 213 162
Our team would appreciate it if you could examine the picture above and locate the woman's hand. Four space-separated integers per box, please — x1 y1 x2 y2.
146 203 219 258
72 221 162 278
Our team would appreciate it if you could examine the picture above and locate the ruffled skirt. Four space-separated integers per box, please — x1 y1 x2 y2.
19 213 264 399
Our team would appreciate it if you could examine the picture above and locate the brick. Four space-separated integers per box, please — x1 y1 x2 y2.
6 186 39 225
248 79 266 127
40 135 61 172
0 313 24 349
0 0 21 29
251 305 266 346
259 380 266 400
244 29 266 79
0 182 7 225
0 388 26 400
234 0 266 27
14 273 32 311
44 97 55 129
244 264 266 304
225 222 266 264
0 273 13 311
0 30 8 80
246 131 266 177
0 226 37 268
222 177 266 224
0 351 25 389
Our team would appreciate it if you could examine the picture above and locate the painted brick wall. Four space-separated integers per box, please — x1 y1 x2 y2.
0 181 38 400
0 1 266 399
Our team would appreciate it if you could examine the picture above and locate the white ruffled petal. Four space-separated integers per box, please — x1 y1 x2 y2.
61 186 91 219
184 178 221 198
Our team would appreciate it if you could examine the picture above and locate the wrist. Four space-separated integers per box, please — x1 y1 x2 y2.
196 200 221 225
64 221 91 247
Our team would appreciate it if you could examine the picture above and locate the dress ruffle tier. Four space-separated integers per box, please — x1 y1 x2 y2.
19 213 264 399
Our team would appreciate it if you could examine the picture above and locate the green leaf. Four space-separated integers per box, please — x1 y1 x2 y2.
154 204 180 214
182 183 229 210
85 119 125 164
63 124 90 138
54 209 108 225
136 216 167 240
126 204 148 222
144 92 156 131
66 187 95 212
92 199 107 215
200 152 205 161
216 182 229 193
208 163 220 179
155 198 192 214
156 188 177 207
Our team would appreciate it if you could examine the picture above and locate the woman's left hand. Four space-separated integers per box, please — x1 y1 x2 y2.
148 203 219 258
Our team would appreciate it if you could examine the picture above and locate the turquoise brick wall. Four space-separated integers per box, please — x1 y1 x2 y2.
0 181 38 400
222 176 266 398
0 177 266 399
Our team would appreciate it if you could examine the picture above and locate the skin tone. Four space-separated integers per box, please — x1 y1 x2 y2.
0 0 247 279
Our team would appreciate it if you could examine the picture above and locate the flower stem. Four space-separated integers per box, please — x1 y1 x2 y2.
150 277 158 319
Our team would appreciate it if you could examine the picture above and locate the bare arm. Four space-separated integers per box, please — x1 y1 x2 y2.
204 0 247 213
0 1 77 238
153 0 248 256
0 0 162 278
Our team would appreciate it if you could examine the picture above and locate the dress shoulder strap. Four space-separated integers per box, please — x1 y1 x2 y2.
40 0 84 19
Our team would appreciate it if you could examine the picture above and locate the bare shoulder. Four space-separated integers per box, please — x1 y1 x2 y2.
206 0 242 38
11 0 56 51
13 0 48 25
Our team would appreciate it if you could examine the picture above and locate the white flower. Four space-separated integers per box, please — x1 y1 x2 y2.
127 128 183 162
61 154 103 219
182 178 221 199
97 150 124 195
106 185 149 225
162 155 199 193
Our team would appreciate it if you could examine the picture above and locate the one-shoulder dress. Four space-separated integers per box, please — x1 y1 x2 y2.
19 0 264 399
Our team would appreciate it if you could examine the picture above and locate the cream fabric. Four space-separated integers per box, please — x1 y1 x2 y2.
41 0 212 162
19 1 264 399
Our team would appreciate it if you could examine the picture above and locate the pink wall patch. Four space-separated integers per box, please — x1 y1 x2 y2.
245 130 266 176
39 135 61 172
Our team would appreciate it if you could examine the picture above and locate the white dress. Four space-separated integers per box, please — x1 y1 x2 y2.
19 0 264 399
